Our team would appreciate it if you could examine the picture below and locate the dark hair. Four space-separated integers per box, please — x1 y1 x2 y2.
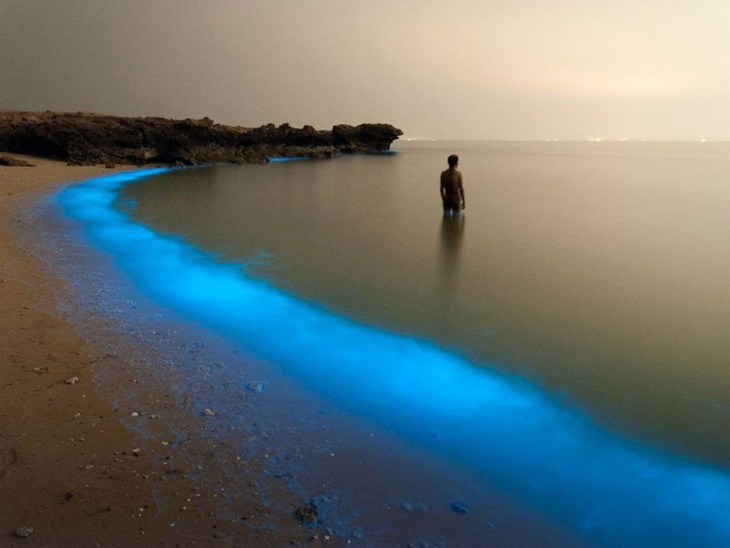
447 154 459 167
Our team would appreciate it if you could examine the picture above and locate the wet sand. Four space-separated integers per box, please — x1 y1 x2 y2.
0 154 585 548
0 155 315 546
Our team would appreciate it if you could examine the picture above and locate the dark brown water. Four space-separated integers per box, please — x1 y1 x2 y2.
119 141 730 467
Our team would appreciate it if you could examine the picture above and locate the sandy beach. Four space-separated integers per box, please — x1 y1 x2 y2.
0 155 317 547
0 153 606 547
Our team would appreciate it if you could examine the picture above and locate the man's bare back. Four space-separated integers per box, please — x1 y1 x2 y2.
440 154 465 214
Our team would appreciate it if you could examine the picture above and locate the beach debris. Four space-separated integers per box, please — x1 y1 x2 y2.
64 376 79 385
294 501 319 524
246 381 268 393
132 448 142 457
129 411 139 417
203 408 216 417
12 526 34 538
450 500 470 514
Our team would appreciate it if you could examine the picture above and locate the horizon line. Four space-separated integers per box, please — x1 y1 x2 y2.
398 137 728 143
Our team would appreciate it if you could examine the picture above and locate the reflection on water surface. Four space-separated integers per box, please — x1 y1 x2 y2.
120 142 730 468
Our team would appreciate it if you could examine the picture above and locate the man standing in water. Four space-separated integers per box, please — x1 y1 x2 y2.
440 154 465 215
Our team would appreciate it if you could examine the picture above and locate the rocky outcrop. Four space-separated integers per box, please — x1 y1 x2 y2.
0 155 35 167
0 111 403 166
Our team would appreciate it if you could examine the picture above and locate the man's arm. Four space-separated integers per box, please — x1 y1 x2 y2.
458 174 465 209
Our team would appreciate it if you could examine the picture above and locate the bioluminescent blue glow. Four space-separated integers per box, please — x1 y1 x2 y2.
368 150 398 155
267 156 311 163
59 168 730 546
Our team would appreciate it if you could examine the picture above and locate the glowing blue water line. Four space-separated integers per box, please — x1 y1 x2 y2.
267 156 310 163
59 168 730 546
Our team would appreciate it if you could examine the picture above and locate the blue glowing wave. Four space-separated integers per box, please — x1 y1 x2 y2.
267 156 310 163
59 169 730 546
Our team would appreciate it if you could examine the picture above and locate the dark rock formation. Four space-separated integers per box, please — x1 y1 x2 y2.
0 111 402 166
0 155 35 167
294 501 319 524
332 123 403 153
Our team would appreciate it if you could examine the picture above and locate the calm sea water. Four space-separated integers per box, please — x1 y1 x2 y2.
63 141 730 545
119 141 730 465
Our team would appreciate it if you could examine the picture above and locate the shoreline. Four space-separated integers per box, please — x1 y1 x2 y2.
1 153 593 547
0 157 167 544
8 150 729 545
0 155 318 546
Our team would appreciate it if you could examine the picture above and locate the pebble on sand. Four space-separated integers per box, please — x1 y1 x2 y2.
294 501 319 524
450 500 470 514
12 526 34 538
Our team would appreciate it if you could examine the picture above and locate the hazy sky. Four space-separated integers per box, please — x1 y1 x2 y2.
2 0 730 140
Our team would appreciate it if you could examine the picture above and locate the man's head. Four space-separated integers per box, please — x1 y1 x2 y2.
448 154 459 168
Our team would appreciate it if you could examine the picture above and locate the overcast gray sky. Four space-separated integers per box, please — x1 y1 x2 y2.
2 0 729 140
